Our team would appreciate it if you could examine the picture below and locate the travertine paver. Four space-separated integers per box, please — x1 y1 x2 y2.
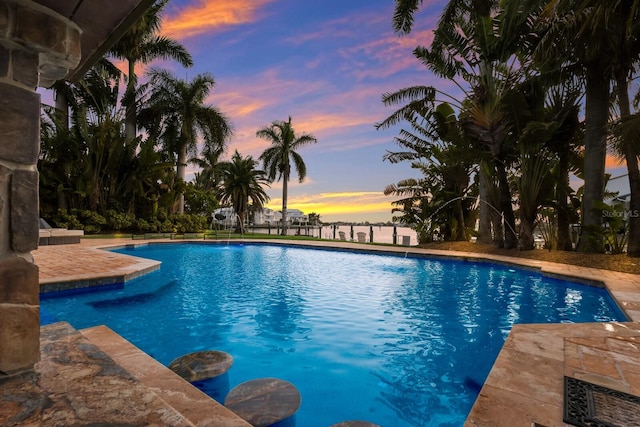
0 322 196 427
565 335 640 395
465 322 640 426
31 237 640 427
35 239 160 291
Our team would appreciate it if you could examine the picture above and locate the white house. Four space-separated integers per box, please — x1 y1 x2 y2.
221 206 307 226
253 207 281 225
285 209 308 224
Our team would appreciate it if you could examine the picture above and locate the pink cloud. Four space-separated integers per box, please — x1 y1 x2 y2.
186 4 449 162
281 5 396 47
162 0 275 39
279 6 437 82
342 29 435 80
207 64 427 158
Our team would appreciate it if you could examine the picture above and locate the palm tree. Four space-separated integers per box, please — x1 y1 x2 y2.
54 63 128 214
459 76 520 249
39 107 83 213
542 83 583 251
190 145 225 192
607 1 640 257
536 0 619 252
140 68 232 214
257 117 317 235
109 0 193 142
216 150 270 234
387 0 542 248
377 100 477 242
383 178 436 243
535 0 640 255
308 212 321 225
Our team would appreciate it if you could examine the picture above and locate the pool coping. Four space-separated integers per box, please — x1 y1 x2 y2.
33 238 640 426
38 245 161 293
39 239 640 321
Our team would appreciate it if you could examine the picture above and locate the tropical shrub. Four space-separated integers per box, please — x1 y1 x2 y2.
170 214 208 233
75 210 107 234
599 202 630 254
105 210 136 232
49 209 83 230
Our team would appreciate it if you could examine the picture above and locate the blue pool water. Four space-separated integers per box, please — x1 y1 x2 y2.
41 243 627 426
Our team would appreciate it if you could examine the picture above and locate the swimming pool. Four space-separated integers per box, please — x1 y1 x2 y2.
41 243 627 426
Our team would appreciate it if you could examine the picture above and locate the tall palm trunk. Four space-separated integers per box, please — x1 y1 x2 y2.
556 150 573 251
57 190 68 211
177 143 187 214
54 85 70 212
54 85 69 130
519 217 536 250
490 205 504 248
615 71 640 256
454 199 466 241
281 170 289 236
235 211 245 234
477 163 493 244
577 69 608 252
496 161 517 249
125 60 137 142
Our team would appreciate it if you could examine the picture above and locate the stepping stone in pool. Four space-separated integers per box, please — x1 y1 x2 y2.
330 422 382 427
168 350 233 382
224 377 301 427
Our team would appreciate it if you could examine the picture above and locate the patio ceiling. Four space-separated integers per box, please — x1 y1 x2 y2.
34 0 156 82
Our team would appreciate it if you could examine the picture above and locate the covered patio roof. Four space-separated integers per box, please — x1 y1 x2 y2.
34 0 156 83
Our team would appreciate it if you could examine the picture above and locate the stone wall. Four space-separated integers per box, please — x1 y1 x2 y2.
0 0 80 375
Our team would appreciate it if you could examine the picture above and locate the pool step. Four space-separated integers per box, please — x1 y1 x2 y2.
81 325 251 426
168 350 234 382
224 378 301 427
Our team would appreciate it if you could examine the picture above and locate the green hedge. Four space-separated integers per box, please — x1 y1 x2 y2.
46 209 210 234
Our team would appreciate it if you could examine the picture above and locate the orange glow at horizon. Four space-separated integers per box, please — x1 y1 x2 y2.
606 153 625 169
264 191 394 220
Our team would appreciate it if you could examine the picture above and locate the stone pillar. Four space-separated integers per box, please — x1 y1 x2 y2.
0 0 80 375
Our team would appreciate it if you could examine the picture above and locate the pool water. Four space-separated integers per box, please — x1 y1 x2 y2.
41 243 627 427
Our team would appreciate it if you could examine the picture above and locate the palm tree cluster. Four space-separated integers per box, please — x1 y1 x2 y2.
39 1 316 235
40 1 229 233
381 0 640 256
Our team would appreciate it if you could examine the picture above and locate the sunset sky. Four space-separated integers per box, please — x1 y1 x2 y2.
155 0 450 223
42 0 629 223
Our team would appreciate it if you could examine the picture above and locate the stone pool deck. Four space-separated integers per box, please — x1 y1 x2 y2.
2 237 640 426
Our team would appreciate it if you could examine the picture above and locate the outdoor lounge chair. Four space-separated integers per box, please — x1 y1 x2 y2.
338 231 347 241
39 218 84 245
